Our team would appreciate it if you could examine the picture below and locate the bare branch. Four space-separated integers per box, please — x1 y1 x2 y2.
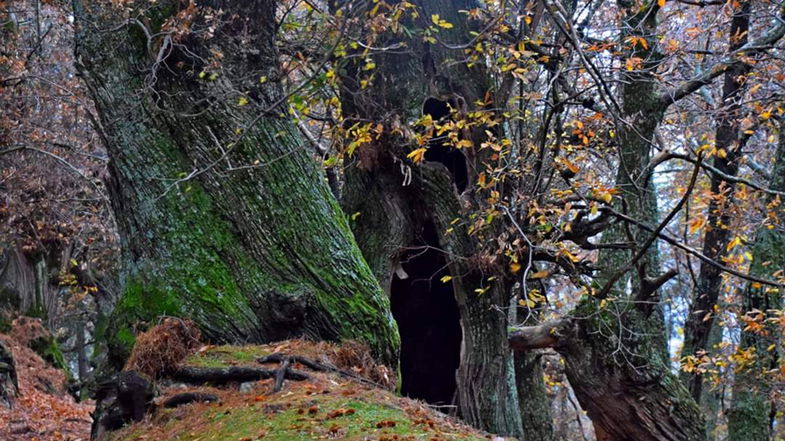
658 6 785 107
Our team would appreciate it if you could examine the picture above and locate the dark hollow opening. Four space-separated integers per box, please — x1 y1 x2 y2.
422 97 469 193
390 221 462 406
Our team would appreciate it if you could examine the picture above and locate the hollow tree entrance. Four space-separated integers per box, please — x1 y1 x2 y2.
390 221 462 406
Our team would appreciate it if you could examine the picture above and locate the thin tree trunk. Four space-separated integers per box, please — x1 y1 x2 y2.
73 0 399 369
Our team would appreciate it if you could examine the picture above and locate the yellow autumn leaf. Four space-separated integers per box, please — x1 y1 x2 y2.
530 270 549 279
455 139 473 149
440 275 453 283
238 96 249 106
407 148 427 163
726 236 743 252
658 0 666 7
510 262 522 274
688 217 705 235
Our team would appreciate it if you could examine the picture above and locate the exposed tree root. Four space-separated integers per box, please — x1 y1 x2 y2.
162 392 219 408
257 353 380 388
171 366 309 385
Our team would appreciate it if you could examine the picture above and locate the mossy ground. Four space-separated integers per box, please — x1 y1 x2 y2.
184 345 271 368
107 341 494 441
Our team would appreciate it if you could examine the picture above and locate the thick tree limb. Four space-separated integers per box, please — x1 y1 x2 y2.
257 353 381 388
272 358 291 393
508 319 572 351
162 392 219 408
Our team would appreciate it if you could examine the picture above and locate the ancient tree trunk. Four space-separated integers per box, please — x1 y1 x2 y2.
73 0 398 368
510 313 705 441
726 119 785 441
338 1 540 436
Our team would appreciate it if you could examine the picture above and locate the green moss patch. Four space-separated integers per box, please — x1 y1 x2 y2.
107 343 493 441
184 345 271 368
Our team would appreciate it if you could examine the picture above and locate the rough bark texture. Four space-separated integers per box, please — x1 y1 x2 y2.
726 118 785 441
511 306 705 441
0 246 61 324
339 1 535 436
73 0 399 368
515 351 554 441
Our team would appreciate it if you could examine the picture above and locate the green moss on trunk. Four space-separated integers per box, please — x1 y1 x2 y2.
75 0 399 370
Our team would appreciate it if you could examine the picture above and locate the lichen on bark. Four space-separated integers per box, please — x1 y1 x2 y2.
74 0 399 369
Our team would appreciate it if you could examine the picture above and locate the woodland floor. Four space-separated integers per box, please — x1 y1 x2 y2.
0 332 93 441
109 340 498 441
2 336 502 441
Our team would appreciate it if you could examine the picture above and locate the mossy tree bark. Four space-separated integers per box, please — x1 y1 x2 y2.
338 0 540 437
73 0 399 369
726 118 785 441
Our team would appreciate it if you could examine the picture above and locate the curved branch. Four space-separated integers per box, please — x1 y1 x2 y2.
658 5 785 107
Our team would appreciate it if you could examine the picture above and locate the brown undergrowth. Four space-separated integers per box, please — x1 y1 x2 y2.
0 330 93 441
124 318 201 379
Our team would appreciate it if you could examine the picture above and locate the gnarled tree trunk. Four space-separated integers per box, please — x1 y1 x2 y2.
73 0 399 368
